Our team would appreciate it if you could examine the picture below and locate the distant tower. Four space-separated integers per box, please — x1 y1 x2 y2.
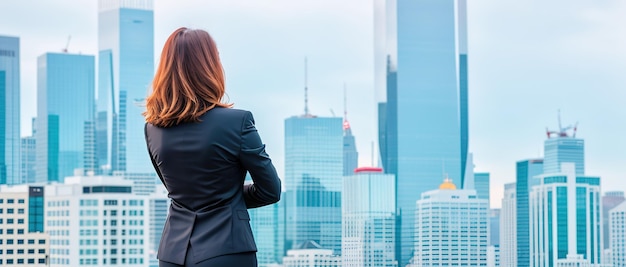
602 191 625 250
36 52 95 183
500 183 517 267
610 201 626 267
342 167 396 266
544 111 584 175
0 35 20 185
283 59 343 254
343 84 358 176
516 158 544 267
414 178 488 266
529 163 602 267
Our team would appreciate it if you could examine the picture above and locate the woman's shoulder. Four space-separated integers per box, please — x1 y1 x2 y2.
209 107 251 117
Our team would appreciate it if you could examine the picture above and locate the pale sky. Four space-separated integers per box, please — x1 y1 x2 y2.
1 0 625 208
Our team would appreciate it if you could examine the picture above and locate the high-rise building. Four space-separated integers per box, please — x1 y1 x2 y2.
490 208 501 246
0 185 49 266
282 241 342 267
610 201 626 267
475 172 490 205
375 0 469 263
500 183 517 267
342 94 358 176
284 114 343 254
487 246 501 267
516 158 544 267
21 120 37 183
602 191 624 250
45 174 166 266
97 0 154 174
244 174 283 267
342 167 396 267
414 179 488 266
0 35 20 185
543 123 584 175
35 53 95 183
529 162 602 267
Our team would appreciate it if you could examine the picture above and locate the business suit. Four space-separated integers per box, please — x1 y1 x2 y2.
144 107 282 266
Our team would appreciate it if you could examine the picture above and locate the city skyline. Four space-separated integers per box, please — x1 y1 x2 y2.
1 0 626 207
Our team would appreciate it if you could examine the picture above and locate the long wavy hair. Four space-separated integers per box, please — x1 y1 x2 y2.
144 27 232 127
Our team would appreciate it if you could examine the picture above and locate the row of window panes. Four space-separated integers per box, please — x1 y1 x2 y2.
0 199 26 204
0 229 24 235
48 200 70 207
0 239 45 245
0 218 25 224
0 258 46 265
0 249 46 254
0 208 25 214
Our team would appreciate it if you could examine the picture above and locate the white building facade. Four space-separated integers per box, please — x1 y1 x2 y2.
342 167 397 267
282 247 341 267
44 175 167 266
414 179 489 267
500 182 517 267
610 201 626 267
0 185 49 266
529 163 602 267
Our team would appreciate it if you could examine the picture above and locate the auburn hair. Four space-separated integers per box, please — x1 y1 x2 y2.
144 27 232 127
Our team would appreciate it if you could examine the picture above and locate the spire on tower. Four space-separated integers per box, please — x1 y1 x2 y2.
343 83 351 131
304 57 310 117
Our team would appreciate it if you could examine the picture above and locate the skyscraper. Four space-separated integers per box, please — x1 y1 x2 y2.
0 35 20 185
284 115 343 254
414 179 488 266
602 191 624 250
97 0 154 174
36 52 95 183
375 1 469 264
342 167 396 267
490 208 501 246
21 120 37 184
516 158 544 267
610 201 626 267
342 89 358 176
529 162 602 267
544 122 584 175
500 183 517 267
283 61 343 255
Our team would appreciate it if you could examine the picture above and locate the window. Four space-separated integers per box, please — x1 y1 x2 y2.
28 259 35 264
18 199 25 204
28 249 34 254
39 259 46 264
38 249 45 254
38 239 46 244
28 239 34 244
7 208 14 214
7 199 14 203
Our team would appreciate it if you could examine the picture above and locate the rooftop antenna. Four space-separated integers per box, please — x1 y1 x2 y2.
304 57 309 116
62 35 71 53
343 83 351 131
558 109 562 132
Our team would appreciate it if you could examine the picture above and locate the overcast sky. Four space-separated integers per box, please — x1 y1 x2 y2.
1 0 625 207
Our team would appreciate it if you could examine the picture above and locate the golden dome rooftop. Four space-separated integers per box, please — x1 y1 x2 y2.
439 178 457 190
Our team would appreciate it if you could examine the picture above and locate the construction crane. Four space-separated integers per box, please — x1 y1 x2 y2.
62 35 71 53
546 110 578 138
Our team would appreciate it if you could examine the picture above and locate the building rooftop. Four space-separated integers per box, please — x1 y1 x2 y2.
439 178 457 190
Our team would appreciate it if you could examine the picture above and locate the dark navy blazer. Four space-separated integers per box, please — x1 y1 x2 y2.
144 107 281 265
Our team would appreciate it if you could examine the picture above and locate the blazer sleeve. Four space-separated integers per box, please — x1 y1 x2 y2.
239 111 282 209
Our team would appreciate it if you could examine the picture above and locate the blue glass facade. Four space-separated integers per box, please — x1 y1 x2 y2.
389 1 466 264
544 137 585 175
98 1 154 174
28 186 44 232
475 172 490 206
516 159 544 267
342 126 358 176
342 171 396 266
0 36 20 185
36 53 95 183
245 175 283 266
284 116 343 255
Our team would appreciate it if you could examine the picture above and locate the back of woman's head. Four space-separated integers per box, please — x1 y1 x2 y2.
144 27 232 127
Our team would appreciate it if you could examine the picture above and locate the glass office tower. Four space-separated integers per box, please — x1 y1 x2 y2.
516 159 544 267
0 35 20 185
342 168 396 266
36 53 95 183
284 115 343 255
97 0 154 174
375 0 469 264
544 136 584 175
